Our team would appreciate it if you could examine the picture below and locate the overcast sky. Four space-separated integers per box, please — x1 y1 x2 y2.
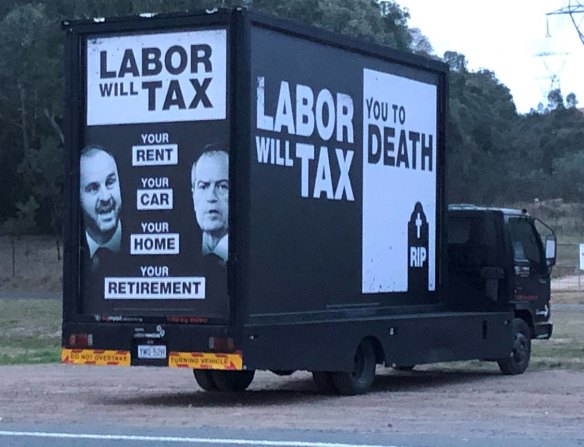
397 0 584 113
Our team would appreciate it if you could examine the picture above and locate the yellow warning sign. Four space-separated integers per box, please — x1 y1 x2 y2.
168 351 243 370
61 349 131 366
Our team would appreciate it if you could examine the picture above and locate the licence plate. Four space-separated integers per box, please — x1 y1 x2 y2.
137 345 167 359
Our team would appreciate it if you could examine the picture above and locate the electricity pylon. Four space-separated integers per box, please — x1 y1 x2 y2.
547 0 584 46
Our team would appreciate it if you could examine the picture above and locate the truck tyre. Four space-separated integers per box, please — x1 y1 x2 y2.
497 318 531 375
209 370 255 392
331 339 376 395
193 369 218 391
311 371 338 394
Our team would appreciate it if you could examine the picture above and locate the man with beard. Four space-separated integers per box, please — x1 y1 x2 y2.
191 147 229 267
79 145 123 273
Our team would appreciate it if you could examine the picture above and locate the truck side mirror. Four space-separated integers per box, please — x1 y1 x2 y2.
545 236 556 267
535 217 556 270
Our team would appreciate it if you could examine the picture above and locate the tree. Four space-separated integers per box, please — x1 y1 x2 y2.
0 196 40 237
21 134 65 254
0 0 582 236
552 151 584 201
408 27 434 56
378 0 411 50
566 92 578 109
509 101 584 201
251 0 411 49
0 3 63 225
446 62 518 204
547 88 564 111
443 51 468 73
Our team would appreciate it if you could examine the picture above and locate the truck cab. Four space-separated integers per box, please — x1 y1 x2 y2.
447 205 555 341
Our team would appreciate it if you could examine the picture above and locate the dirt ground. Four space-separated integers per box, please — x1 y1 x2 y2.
553 275 583 291
552 275 584 304
0 364 583 440
0 255 581 440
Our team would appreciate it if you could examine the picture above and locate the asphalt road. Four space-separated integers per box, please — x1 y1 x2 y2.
0 425 582 447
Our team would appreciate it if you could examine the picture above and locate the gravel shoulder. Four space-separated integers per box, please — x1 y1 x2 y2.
0 364 583 440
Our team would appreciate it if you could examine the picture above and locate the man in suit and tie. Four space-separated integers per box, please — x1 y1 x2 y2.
191 146 229 267
79 145 123 272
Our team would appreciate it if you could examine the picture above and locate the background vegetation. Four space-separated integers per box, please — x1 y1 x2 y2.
0 0 582 241
0 299 61 364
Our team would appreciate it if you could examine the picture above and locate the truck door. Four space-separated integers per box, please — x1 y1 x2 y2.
507 217 550 321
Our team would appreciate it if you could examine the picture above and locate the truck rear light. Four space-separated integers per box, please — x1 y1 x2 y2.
208 336 234 352
69 333 93 347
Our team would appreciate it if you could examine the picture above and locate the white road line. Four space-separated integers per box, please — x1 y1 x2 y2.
0 431 402 447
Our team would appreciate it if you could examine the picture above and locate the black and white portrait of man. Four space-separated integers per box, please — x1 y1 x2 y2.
191 147 229 266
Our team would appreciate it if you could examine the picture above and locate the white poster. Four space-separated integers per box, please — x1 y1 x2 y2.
362 69 437 294
579 243 584 271
86 29 227 125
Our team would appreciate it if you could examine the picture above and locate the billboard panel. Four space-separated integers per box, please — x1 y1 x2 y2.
86 30 227 125
362 69 437 294
78 27 230 317
247 25 442 315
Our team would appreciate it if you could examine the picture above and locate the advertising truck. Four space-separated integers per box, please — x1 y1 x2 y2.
61 8 557 395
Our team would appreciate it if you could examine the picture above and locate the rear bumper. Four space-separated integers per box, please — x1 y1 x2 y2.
61 321 241 369
534 321 553 339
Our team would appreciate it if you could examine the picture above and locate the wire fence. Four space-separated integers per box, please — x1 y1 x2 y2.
0 236 62 292
553 243 583 292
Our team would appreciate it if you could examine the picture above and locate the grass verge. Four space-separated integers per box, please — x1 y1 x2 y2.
531 309 584 370
0 299 61 365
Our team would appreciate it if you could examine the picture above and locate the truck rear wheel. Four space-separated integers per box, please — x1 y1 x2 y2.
209 370 255 392
193 370 218 391
331 339 376 395
497 318 531 375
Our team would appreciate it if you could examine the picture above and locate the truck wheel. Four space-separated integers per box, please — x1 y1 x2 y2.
210 370 255 392
331 339 376 395
193 370 218 391
311 371 338 394
497 318 531 375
